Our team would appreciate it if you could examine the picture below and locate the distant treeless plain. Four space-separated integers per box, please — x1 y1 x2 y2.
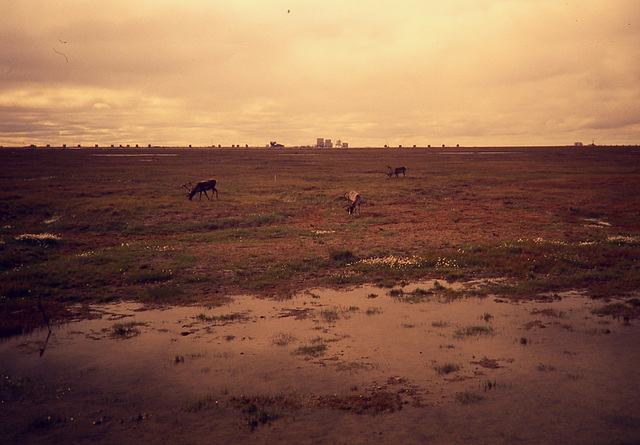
1 146 639 333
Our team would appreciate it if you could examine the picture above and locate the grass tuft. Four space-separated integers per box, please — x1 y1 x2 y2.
293 338 328 357
455 391 484 404
434 363 461 375
184 395 219 413
110 321 143 339
453 325 494 339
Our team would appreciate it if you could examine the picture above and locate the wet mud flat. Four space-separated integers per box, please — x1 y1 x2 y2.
1 282 639 444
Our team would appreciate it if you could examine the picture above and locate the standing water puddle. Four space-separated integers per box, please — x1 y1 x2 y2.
1 281 639 444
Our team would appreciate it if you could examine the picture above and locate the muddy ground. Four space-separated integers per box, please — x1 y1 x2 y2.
1 146 640 443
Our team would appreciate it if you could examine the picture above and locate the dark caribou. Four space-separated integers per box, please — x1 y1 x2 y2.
387 165 406 178
183 179 219 201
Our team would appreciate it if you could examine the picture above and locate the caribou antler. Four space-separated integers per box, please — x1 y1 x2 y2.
182 182 193 198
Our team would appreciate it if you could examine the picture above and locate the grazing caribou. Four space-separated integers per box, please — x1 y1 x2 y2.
386 166 406 178
345 191 361 215
183 179 219 201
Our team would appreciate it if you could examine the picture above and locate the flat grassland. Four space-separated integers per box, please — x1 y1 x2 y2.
1 146 640 332
2 146 640 444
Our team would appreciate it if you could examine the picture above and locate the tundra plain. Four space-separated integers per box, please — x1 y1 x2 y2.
1 146 640 444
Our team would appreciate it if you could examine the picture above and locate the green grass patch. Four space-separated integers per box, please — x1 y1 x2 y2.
455 391 485 404
228 394 297 431
432 320 450 328
591 302 636 321
184 395 219 413
195 312 247 324
110 321 144 339
272 332 296 346
365 307 382 316
144 285 184 301
293 338 328 357
329 249 357 265
320 309 340 323
453 325 494 339
434 363 461 375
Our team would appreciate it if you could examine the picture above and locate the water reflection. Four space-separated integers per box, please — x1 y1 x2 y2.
1 282 639 444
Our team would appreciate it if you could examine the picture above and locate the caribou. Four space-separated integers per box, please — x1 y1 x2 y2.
386 165 406 178
344 191 361 215
183 179 219 201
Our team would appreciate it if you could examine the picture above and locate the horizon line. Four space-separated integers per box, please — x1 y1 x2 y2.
2 143 639 150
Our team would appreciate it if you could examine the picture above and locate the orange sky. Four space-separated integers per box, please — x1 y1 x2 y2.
1 1 639 147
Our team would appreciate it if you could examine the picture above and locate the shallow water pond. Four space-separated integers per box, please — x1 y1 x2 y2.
1 282 639 444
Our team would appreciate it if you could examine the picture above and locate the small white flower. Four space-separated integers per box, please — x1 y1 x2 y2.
352 255 423 269
15 233 61 241
43 216 60 225
606 235 639 244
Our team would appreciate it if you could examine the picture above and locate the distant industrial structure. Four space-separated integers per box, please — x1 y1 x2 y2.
316 138 347 148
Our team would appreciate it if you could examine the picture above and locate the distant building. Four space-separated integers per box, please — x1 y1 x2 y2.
316 137 345 148
574 142 583 147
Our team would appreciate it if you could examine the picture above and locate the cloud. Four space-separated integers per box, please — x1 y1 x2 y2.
1 0 639 146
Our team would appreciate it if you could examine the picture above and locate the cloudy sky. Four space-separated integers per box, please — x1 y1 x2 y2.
1 1 638 147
